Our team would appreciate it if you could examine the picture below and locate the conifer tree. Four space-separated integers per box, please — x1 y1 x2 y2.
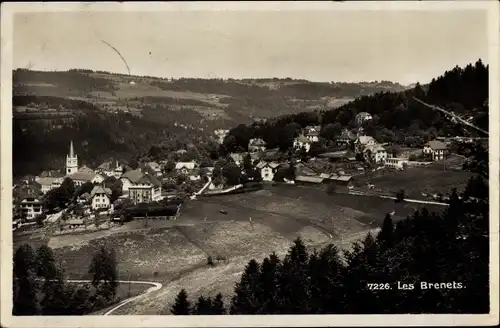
13 244 39 315
276 238 310 313
211 293 226 314
230 259 261 314
256 253 281 314
377 214 394 250
35 245 58 280
171 289 191 315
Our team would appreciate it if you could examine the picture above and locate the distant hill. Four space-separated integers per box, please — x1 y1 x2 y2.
13 69 409 127
12 69 409 177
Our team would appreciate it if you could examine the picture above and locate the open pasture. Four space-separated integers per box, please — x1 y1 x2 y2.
352 167 476 200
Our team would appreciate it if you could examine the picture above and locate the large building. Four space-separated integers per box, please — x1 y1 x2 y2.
423 140 449 161
120 169 162 204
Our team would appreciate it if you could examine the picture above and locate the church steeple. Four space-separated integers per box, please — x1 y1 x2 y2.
66 140 78 175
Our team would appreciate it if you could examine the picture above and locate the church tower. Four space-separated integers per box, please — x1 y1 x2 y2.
66 140 78 175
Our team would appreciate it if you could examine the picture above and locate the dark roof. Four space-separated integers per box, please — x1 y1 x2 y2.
295 175 324 184
122 169 161 187
426 140 447 150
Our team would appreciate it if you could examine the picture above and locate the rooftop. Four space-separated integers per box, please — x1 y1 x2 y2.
426 140 448 150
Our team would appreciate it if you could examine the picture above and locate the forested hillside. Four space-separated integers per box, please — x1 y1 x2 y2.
12 69 409 177
221 60 489 153
13 96 169 176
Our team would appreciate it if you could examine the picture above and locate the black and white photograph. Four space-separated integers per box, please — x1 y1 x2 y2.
1 1 498 327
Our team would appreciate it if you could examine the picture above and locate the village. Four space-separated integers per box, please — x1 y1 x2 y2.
13 110 475 236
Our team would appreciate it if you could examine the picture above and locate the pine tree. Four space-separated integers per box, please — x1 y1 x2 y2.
171 289 191 315
256 253 281 314
194 295 212 315
13 244 39 315
377 214 394 250
229 259 261 314
88 247 119 301
211 293 226 314
40 275 68 315
35 245 58 280
276 238 310 313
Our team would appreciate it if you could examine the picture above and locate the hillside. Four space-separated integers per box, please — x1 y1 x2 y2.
13 69 408 125
221 60 489 154
12 69 408 177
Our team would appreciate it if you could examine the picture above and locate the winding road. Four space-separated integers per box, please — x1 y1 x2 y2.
64 279 163 315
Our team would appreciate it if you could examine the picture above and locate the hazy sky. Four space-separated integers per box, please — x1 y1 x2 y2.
13 9 488 85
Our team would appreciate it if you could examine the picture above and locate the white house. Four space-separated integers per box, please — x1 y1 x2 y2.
305 130 320 143
293 135 311 152
214 129 230 144
384 157 409 170
248 138 267 152
256 161 281 182
356 112 373 126
120 169 162 204
423 140 448 161
17 197 44 221
68 172 98 187
37 177 63 194
92 173 106 184
354 136 377 153
363 144 387 164
90 186 112 210
147 162 163 177
175 161 197 174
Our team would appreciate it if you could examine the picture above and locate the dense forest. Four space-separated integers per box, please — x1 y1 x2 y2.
221 60 489 153
12 96 168 176
171 160 489 314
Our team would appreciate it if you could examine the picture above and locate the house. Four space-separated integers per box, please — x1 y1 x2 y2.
318 151 350 162
208 181 224 190
63 218 85 229
37 177 63 194
229 153 245 166
78 165 95 175
256 161 281 182
423 140 448 161
90 185 112 210
293 135 311 152
214 129 230 144
305 130 320 143
356 112 373 126
354 136 377 153
78 192 92 205
175 161 197 174
147 162 163 177
68 172 100 187
17 197 44 221
304 125 321 134
248 138 267 152
294 175 324 185
120 169 162 204
384 157 409 170
336 129 357 146
363 144 387 164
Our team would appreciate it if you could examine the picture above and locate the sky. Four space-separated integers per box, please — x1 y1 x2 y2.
13 9 488 85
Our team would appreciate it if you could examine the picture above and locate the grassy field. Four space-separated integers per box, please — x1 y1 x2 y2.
13 184 445 315
351 166 475 200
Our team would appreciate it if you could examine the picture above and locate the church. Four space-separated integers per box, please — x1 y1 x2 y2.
65 141 105 186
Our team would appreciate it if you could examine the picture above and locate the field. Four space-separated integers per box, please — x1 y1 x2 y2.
13 185 449 314
351 166 476 200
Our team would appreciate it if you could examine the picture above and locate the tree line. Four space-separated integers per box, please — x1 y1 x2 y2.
171 173 489 314
221 60 489 154
13 244 118 315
